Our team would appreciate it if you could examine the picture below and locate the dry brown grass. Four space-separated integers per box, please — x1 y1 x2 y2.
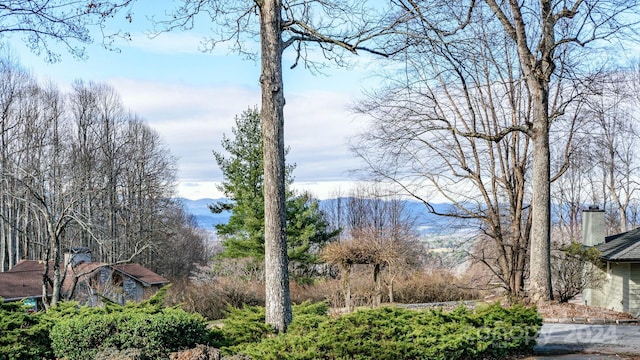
391 269 481 304
165 267 482 320
321 239 383 266
165 279 265 320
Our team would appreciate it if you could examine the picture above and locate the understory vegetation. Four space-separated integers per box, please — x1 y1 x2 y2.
1 288 541 360
166 267 480 321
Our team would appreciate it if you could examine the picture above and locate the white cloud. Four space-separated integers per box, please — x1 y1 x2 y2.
177 181 225 200
7 18 377 202
106 78 369 200
179 180 368 201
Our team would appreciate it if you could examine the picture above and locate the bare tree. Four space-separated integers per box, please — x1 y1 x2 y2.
322 185 422 309
3 79 79 308
148 0 392 331
146 204 208 280
551 242 605 303
480 0 638 303
588 72 640 233
352 12 542 297
551 146 593 243
359 0 639 302
0 57 203 305
0 54 35 271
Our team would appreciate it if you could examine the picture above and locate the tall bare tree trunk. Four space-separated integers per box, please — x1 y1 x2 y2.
260 0 292 332
524 0 555 303
485 0 556 302
529 96 552 302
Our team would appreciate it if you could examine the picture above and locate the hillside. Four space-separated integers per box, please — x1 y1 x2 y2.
178 198 232 231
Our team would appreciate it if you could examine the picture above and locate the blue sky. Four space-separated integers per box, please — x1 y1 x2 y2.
5 5 380 200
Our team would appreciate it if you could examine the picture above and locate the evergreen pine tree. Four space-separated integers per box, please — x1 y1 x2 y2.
211 107 337 280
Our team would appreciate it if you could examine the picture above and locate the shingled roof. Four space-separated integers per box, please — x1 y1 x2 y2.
596 227 640 262
0 260 50 301
1 260 168 302
112 263 169 286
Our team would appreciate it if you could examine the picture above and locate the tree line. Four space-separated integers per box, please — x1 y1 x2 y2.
0 55 207 306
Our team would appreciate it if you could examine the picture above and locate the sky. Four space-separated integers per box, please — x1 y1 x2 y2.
5 4 381 200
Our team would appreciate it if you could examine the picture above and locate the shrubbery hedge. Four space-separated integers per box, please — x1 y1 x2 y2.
49 300 210 360
0 288 211 360
217 302 542 360
50 308 209 360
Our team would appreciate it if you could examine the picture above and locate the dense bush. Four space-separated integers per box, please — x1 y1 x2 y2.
0 299 91 360
0 300 50 360
217 302 541 360
166 278 266 320
391 270 481 304
50 306 209 360
1 288 210 360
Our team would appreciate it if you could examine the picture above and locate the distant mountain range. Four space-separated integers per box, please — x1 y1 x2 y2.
177 197 476 236
177 198 232 230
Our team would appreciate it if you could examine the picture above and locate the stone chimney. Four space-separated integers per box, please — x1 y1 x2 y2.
64 247 92 267
582 206 605 246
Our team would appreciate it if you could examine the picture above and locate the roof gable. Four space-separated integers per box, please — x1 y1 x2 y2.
9 260 49 273
596 227 640 261
112 264 169 286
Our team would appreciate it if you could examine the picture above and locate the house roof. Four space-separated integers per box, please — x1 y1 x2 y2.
596 227 640 262
112 263 169 286
9 261 38 272
1 260 168 302
0 260 50 301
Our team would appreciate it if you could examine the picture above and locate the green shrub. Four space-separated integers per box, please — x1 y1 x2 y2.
0 299 99 360
0 300 51 360
210 300 330 351
222 302 541 360
50 307 209 360
48 288 210 360
1 287 210 360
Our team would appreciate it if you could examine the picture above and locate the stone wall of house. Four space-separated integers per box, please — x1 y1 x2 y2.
123 276 141 302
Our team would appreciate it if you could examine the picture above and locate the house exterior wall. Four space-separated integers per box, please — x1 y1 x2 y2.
588 262 630 313
73 269 147 305
630 263 640 317
122 276 143 302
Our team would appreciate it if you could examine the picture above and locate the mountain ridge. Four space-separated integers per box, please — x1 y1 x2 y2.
178 197 472 236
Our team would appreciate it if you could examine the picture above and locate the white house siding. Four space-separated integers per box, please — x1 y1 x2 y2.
630 263 640 317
